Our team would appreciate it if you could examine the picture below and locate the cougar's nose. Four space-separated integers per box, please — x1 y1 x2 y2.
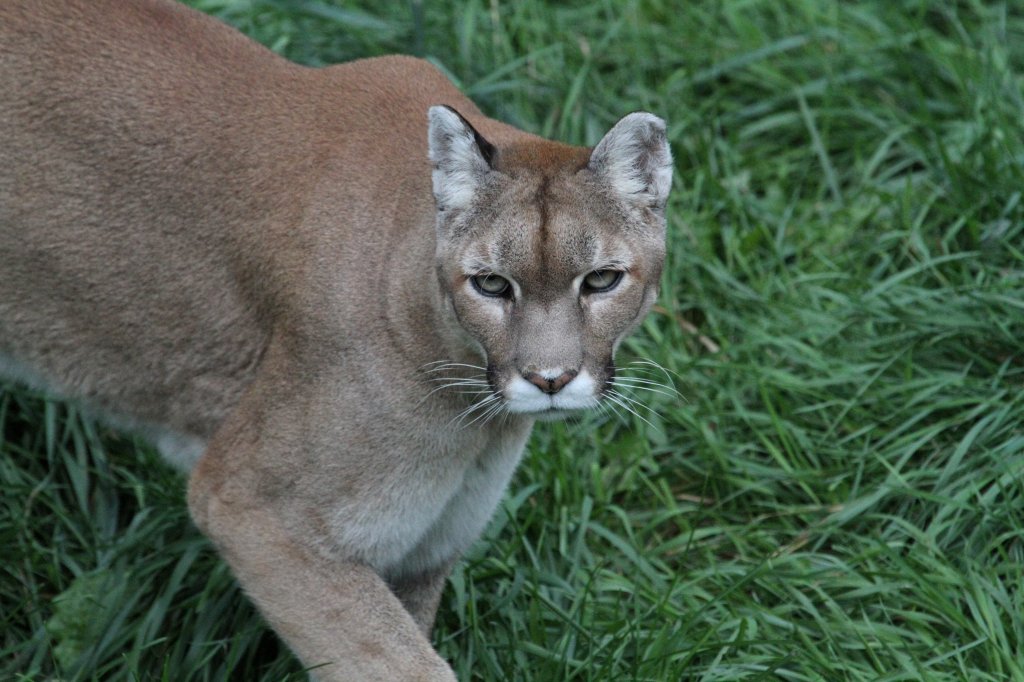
523 369 578 394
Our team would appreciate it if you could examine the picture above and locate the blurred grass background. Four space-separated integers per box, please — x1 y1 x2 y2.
3 0 1024 679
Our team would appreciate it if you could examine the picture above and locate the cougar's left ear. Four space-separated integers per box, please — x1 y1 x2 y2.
588 112 672 213
427 105 496 212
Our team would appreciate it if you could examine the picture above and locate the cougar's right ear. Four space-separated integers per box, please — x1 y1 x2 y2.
427 105 496 212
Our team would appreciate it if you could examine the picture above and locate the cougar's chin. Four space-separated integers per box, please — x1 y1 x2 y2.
529 407 590 422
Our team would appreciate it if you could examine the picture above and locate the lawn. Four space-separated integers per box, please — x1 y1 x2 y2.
3 0 1024 680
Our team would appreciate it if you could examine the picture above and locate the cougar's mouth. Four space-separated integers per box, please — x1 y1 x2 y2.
499 367 602 416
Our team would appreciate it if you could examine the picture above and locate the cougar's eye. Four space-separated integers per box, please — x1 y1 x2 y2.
471 273 512 298
582 269 623 293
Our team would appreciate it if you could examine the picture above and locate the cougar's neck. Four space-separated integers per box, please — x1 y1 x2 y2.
381 197 478 375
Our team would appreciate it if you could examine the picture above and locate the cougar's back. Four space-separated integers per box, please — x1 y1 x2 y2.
0 0 301 451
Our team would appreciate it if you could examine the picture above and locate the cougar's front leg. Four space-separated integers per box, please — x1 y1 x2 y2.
188 470 455 681
186 367 457 681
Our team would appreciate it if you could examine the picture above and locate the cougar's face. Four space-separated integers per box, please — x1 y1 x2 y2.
428 107 671 420
439 176 664 419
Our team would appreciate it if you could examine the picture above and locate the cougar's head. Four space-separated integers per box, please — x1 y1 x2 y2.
428 105 671 420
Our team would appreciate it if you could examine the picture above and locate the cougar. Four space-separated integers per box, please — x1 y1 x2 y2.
0 0 672 679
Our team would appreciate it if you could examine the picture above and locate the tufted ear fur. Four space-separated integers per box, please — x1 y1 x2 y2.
427 105 496 212
588 112 672 213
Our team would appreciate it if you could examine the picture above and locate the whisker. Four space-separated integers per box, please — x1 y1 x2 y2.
423 362 488 374
612 375 678 390
464 397 502 429
447 403 484 430
420 380 489 402
604 389 657 430
426 377 488 386
610 380 681 401
614 389 652 415
616 368 668 383
627 359 680 381
449 394 500 430
466 399 506 429
600 392 625 423
607 394 654 430
606 376 679 393
499 407 513 427
614 386 679 402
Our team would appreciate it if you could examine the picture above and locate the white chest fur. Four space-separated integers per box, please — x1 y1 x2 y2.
327 424 532 579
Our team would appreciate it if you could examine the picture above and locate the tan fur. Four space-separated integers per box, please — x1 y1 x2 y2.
0 1 671 679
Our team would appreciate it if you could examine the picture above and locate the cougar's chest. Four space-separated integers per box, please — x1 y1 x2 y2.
390 422 533 579
326 420 533 577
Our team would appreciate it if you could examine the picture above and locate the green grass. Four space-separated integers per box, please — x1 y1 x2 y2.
3 0 1024 679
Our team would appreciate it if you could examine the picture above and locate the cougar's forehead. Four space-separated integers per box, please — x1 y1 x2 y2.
494 179 597 275
455 154 644 286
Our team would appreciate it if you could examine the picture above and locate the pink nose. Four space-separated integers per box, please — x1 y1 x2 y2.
523 370 577 394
